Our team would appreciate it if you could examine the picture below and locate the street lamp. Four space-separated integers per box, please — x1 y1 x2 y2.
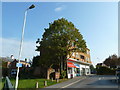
15 4 35 89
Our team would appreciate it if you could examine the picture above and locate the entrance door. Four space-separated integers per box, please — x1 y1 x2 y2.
68 67 72 78
76 68 80 76
81 68 85 75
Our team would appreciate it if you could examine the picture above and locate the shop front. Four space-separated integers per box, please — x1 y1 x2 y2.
74 64 80 76
67 62 80 78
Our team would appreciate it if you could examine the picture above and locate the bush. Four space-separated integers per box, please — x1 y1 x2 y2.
96 66 116 75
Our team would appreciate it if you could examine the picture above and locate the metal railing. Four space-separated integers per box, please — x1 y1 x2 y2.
3 76 14 90
118 74 120 90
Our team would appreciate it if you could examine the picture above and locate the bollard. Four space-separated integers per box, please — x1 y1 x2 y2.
51 77 53 81
56 79 59 83
36 82 39 88
44 81 47 86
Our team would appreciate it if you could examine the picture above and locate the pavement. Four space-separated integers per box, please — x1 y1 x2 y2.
45 75 120 89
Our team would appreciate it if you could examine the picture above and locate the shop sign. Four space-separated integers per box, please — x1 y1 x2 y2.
67 62 76 68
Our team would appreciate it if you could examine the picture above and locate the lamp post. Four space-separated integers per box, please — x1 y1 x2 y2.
15 4 35 89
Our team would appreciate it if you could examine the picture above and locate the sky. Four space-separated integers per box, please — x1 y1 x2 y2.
2 2 118 66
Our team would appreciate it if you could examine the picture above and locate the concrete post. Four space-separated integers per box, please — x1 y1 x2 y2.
51 77 53 81
36 82 38 88
56 79 59 83
44 81 47 86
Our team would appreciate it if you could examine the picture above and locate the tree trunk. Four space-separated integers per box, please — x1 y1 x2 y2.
66 60 68 78
63 56 66 70
60 61 61 75
47 68 50 80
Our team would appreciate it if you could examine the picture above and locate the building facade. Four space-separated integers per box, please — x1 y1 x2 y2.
67 48 92 78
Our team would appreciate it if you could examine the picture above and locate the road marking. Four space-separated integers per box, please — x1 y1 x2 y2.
99 78 101 80
61 77 86 88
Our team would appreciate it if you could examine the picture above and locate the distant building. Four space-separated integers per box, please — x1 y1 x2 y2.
1 57 14 68
1 55 31 77
9 59 31 77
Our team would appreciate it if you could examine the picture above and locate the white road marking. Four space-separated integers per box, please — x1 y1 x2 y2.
99 78 101 80
61 77 86 88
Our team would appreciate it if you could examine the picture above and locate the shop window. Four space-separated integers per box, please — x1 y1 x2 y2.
68 67 72 74
76 68 80 73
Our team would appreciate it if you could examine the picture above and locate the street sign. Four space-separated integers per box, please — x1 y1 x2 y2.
16 63 22 67
55 72 60 79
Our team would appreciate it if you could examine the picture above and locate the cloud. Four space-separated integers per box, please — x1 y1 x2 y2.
55 7 63 12
54 5 66 12
1 37 38 60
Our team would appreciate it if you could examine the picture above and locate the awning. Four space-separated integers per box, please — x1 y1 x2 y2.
67 62 76 68
74 64 80 68
67 62 80 68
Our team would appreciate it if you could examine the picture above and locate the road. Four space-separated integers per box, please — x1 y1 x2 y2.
46 75 120 90
65 75 118 88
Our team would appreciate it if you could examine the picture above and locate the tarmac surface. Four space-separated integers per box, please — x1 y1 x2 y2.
45 75 120 90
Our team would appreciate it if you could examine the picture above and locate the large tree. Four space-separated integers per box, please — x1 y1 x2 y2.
103 54 119 68
33 18 87 78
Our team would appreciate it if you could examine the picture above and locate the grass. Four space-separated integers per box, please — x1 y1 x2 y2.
0 78 3 90
2 78 68 88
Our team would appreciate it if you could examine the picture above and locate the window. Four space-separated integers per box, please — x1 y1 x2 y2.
80 55 85 59
76 53 79 58
68 67 72 74
88 58 90 61
72 53 75 56
11 69 17 75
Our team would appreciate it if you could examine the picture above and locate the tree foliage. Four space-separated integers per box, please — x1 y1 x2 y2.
103 54 120 68
33 18 87 71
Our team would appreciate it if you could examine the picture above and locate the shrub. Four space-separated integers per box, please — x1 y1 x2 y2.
96 66 116 75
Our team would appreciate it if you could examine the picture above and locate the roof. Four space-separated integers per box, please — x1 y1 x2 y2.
68 58 92 65
0 57 14 62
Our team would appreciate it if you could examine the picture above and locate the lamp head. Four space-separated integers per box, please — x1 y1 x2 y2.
29 4 35 9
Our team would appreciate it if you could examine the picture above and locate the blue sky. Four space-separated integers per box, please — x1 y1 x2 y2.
2 2 118 66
